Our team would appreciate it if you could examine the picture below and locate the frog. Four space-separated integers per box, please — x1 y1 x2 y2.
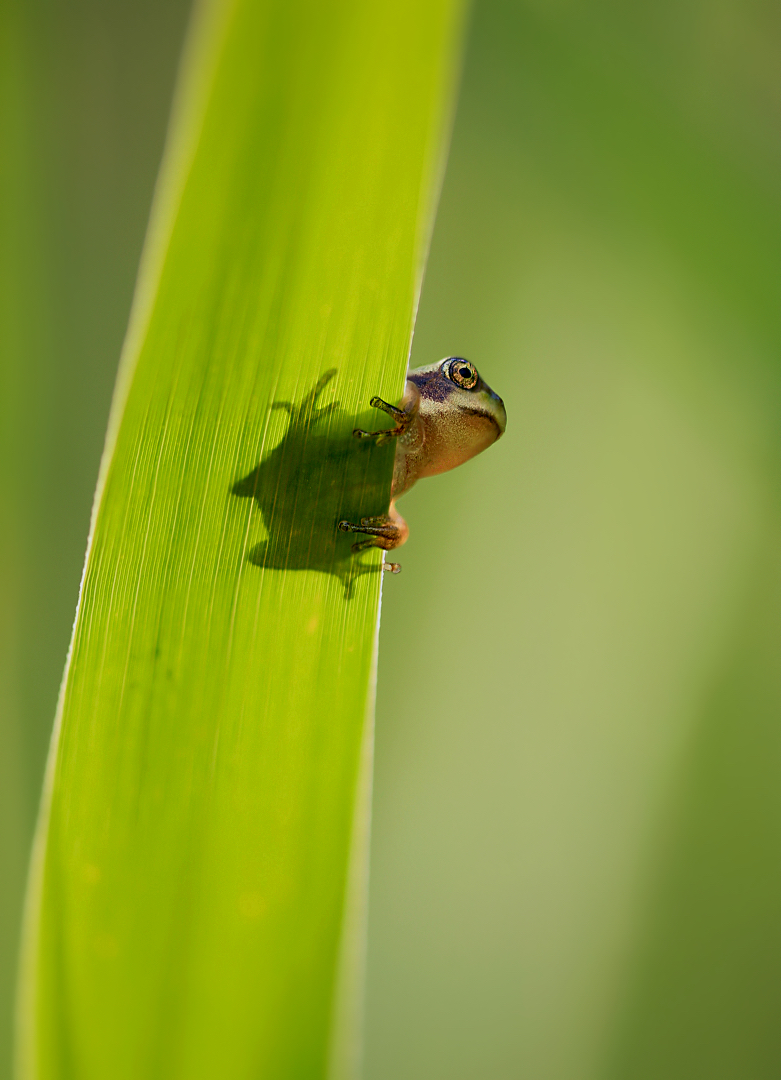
338 356 506 571
231 358 505 595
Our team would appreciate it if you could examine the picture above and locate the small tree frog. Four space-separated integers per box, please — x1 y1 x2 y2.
339 357 506 571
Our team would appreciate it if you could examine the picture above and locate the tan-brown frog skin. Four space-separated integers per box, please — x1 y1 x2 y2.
339 357 507 570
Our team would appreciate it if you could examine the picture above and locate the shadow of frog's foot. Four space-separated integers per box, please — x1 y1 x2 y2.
248 541 385 599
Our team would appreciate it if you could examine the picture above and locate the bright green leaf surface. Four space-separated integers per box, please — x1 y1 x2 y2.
17 1 463 1077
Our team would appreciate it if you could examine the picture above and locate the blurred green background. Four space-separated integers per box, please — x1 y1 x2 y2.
4 1 781 1078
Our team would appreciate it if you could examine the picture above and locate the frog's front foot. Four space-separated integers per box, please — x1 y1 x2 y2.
352 388 419 444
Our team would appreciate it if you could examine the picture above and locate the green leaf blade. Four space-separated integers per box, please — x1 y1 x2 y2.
19 0 464 1076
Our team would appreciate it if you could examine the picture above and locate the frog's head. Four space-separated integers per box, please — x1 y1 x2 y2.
408 357 506 477
410 357 506 437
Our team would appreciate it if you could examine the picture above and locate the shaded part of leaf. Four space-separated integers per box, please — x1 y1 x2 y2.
232 372 396 598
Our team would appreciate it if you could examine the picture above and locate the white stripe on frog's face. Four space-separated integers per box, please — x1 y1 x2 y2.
418 381 506 434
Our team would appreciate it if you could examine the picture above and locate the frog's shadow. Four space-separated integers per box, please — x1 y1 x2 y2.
231 369 395 599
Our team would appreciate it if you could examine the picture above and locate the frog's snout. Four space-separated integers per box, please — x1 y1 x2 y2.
487 388 507 437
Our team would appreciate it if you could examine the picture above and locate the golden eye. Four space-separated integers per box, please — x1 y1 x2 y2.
444 358 478 390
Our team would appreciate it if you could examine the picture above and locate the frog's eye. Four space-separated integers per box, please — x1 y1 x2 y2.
443 358 478 390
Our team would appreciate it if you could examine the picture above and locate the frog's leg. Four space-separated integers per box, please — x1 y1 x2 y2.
352 382 420 445
338 501 408 564
271 368 339 426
